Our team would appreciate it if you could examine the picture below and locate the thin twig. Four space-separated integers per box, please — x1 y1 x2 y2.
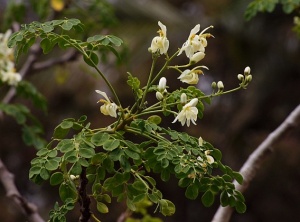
212 104 300 222
0 159 45 222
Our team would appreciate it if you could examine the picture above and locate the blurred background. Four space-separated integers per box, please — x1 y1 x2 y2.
0 0 300 221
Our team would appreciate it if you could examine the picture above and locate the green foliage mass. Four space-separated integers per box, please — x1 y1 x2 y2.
245 0 300 20
8 18 248 221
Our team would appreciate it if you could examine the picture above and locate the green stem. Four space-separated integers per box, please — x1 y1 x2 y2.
199 86 243 100
149 49 180 86
91 214 101 222
125 126 170 144
139 57 158 110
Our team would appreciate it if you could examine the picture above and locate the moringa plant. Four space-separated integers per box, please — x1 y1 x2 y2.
6 18 252 221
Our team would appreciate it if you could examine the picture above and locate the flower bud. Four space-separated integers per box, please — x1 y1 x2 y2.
237 74 244 81
156 91 164 101
190 51 205 64
158 77 167 91
197 156 203 161
198 137 203 146
217 81 224 90
246 75 252 82
244 66 251 76
180 93 187 104
211 81 217 89
70 175 77 180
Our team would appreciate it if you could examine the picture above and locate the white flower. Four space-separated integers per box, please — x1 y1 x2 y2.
178 24 212 59
157 77 167 91
172 98 198 127
149 21 169 55
178 69 203 84
206 155 215 164
204 150 214 164
0 29 21 86
95 90 118 118
1 70 21 86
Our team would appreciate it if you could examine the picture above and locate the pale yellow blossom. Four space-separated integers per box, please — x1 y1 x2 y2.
149 21 169 55
95 90 118 118
172 98 198 127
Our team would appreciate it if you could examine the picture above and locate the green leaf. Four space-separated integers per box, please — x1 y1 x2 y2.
91 153 106 165
87 34 105 42
50 172 64 186
42 24 54 33
84 52 99 67
133 193 147 203
159 199 175 216
161 158 169 168
220 191 230 207
178 178 191 188
126 198 136 211
148 193 159 203
91 132 110 146
160 169 170 182
132 180 148 191
212 149 222 161
147 115 162 125
64 150 78 163
124 148 140 160
36 148 48 157
58 140 74 153
102 194 112 203
235 201 247 213
201 190 215 207
61 21 73 30
144 176 156 186
40 38 52 54
78 148 95 158
97 202 109 213
60 121 74 129
53 126 69 139
107 35 123 46
103 139 120 151
233 172 243 184
29 166 41 178
78 158 89 167
70 162 82 175
119 155 131 172
185 183 199 200
59 182 77 202
40 168 50 180
97 167 106 180
45 159 59 171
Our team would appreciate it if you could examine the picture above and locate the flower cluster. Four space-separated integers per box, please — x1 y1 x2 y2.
148 22 214 127
0 30 21 86
95 22 251 131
